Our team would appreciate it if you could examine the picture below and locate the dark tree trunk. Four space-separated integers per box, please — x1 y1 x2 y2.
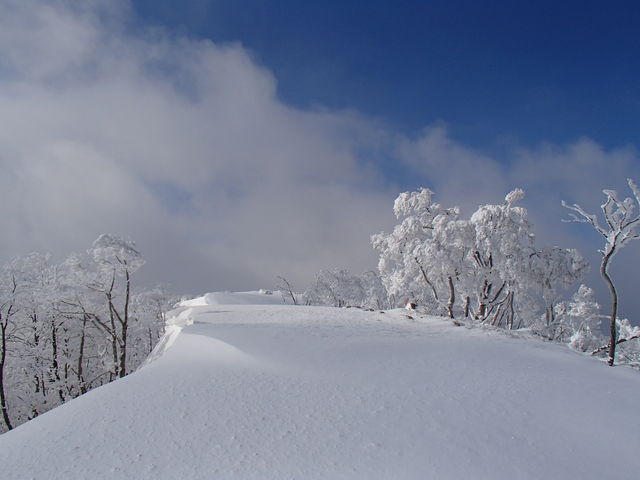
119 322 128 378
118 270 131 378
50 319 65 403
447 276 455 319
32 313 42 397
108 302 118 381
0 319 13 430
600 251 618 366
415 258 439 303
77 315 87 395
475 280 492 320
477 302 486 320
544 304 555 327
277 276 298 305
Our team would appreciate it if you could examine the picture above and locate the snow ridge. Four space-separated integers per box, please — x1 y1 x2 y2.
140 306 195 369
1 292 639 480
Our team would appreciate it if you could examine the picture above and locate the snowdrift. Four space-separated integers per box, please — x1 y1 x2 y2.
1 291 639 479
181 290 295 307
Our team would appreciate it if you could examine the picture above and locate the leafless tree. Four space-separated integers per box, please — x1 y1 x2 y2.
276 276 298 305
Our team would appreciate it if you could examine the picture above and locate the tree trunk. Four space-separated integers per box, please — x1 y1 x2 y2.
544 304 555 326
108 303 118 381
447 276 455 319
50 319 65 402
119 322 128 378
277 276 298 305
77 315 87 395
476 302 486 320
506 292 515 330
0 320 13 430
415 258 439 303
475 280 491 320
32 313 42 398
600 251 618 366
118 269 131 378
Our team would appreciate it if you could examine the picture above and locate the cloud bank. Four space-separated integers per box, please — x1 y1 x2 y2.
0 0 398 293
1 0 639 320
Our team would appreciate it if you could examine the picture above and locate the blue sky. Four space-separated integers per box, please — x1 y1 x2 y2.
133 0 640 152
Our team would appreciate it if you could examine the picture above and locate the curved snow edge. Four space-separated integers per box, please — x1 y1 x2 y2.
139 307 195 369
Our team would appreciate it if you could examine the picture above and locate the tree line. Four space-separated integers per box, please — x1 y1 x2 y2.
0 234 176 432
304 180 640 368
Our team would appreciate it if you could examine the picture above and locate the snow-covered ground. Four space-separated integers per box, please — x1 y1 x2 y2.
1 291 639 479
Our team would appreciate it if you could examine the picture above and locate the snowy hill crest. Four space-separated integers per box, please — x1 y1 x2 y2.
1 292 639 480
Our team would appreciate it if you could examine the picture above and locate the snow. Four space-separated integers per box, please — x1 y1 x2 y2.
1 291 639 479
181 290 292 307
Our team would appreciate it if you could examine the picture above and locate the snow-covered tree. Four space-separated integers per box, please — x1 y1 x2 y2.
304 269 387 309
358 270 389 310
563 178 640 366
530 247 589 327
6 253 69 421
373 187 586 330
544 284 602 348
127 287 176 366
467 189 538 328
0 266 19 430
87 234 145 378
0 235 173 432
372 188 461 312
611 319 640 368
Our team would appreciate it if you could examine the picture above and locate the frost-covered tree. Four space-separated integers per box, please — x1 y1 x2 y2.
0 267 19 430
423 210 473 318
304 269 387 309
0 235 173 432
308 269 356 307
0 253 76 428
530 247 589 327
544 284 602 348
7 253 70 420
610 319 640 367
358 270 389 310
468 189 538 328
373 187 586 330
276 276 298 305
128 287 173 361
563 178 640 366
87 234 144 378
372 188 461 312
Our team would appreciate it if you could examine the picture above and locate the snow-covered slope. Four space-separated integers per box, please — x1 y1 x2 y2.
1 292 639 479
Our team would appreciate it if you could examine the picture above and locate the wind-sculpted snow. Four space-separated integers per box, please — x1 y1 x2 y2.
203 290 296 305
140 307 196 368
1 293 639 479
181 290 294 306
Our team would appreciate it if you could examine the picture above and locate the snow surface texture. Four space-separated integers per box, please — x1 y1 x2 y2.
1 291 639 479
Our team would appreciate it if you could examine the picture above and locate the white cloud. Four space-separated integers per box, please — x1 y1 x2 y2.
0 0 396 293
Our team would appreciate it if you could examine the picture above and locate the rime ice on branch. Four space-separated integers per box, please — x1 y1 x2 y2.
0 235 174 432
563 178 640 366
373 187 586 329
